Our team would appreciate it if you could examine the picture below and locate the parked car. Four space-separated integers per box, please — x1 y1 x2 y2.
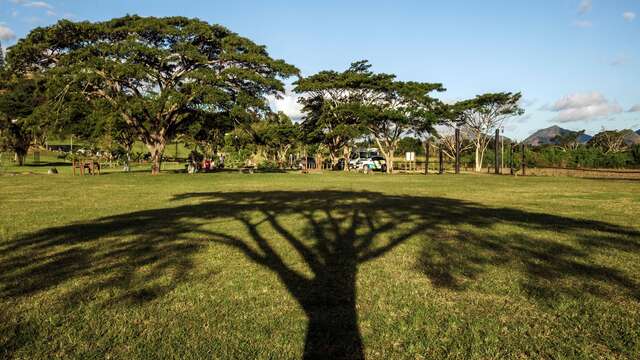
349 148 380 169
357 156 387 172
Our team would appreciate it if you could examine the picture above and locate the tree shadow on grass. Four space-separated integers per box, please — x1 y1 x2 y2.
1 191 639 359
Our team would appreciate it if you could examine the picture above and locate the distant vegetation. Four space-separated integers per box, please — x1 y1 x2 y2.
0 16 525 175
521 125 640 169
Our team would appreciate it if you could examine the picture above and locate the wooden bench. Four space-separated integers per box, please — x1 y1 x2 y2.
238 166 255 174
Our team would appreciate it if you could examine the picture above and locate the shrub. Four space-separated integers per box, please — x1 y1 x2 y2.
257 160 280 171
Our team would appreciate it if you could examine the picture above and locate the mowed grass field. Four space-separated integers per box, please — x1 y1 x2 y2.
1 171 639 359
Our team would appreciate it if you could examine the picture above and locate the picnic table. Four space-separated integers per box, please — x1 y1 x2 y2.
72 159 101 176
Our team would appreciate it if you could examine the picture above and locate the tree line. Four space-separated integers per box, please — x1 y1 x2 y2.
0 16 524 174
524 129 640 169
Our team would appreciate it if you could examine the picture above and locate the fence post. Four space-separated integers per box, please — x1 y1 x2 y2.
510 144 515 175
439 145 444 174
424 139 429 175
494 129 499 174
521 143 526 176
455 127 461 174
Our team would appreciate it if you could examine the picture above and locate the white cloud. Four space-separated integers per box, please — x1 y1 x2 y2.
578 0 592 14
573 20 592 28
610 54 630 66
23 1 53 9
0 25 17 41
548 92 623 123
623 12 636 22
46 10 56 17
268 89 304 121
629 105 640 113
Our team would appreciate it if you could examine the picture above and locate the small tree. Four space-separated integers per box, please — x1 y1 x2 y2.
454 93 524 172
438 126 474 161
397 137 425 156
10 16 298 174
0 76 47 165
552 129 586 152
588 129 629 154
254 112 300 167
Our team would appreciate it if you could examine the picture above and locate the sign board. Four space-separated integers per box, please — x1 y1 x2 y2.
405 152 415 161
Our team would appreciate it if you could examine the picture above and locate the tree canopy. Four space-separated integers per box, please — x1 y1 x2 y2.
294 61 382 169
295 60 445 173
9 15 298 173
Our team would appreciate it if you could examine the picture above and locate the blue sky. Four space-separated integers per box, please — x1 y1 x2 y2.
0 0 638 139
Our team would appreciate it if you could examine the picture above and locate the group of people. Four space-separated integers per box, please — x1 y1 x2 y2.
187 155 225 174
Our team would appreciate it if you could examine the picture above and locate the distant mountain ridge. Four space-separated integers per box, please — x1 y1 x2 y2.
523 125 592 146
623 131 640 145
524 125 640 146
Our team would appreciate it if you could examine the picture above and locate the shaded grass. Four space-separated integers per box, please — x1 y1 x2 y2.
1 172 639 359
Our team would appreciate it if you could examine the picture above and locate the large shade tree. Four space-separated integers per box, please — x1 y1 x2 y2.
358 79 446 173
294 61 383 170
9 15 298 174
297 61 445 173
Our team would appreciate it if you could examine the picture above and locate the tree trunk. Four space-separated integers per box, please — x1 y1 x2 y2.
329 152 338 170
16 151 26 166
478 147 486 173
386 148 394 174
474 145 481 172
147 139 166 175
342 145 350 172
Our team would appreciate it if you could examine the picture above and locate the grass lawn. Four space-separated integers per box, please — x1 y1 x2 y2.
1 170 639 359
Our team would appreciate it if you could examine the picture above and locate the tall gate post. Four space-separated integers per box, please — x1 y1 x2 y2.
521 143 526 176
424 139 429 175
438 145 444 174
494 129 500 174
510 144 515 175
455 128 461 174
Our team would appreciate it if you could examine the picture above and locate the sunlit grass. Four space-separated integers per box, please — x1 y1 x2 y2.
1 171 639 359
